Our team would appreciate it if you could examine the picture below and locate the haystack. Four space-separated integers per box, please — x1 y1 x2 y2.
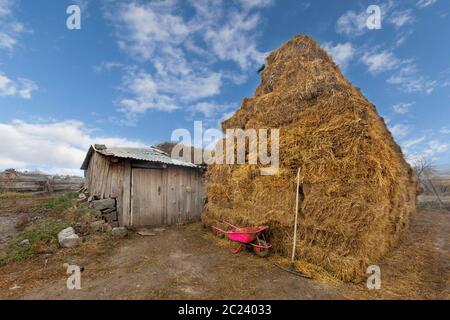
203 35 417 282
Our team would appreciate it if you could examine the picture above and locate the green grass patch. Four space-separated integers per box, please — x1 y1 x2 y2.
0 218 71 266
76 206 97 217
43 192 77 210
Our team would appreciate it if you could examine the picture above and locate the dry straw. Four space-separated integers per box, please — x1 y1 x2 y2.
203 35 417 282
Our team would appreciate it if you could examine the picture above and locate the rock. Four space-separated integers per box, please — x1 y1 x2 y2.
90 220 104 233
91 199 115 211
102 211 118 223
94 210 103 218
77 198 87 204
137 229 156 237
20 239 30 246
101 223 112 232
58 227 80 248
111 211 118 221
111 227 128 238
78 193 87 200
101 208 115 214
110 221 120 228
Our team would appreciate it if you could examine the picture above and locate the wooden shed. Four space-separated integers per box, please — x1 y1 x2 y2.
81 144 205 228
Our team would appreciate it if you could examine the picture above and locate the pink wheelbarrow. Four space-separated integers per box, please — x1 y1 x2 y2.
211 221 273 257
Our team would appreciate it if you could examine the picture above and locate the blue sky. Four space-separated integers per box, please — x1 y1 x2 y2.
0 0 449 176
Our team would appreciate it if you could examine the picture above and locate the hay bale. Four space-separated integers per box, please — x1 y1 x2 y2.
203 35 417 282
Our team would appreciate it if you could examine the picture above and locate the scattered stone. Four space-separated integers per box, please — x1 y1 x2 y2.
20 239 30 246
94 210 103 218
77 197 88 204
90 220 104 233
91 199 115 211
137 229 156 237
110 221 120 228
58 227 80 248
9 284 21 290
101 223 112 233
102 213 113 223
78 193 87 200
111 227 128 238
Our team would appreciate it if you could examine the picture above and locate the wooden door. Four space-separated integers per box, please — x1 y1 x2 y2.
131 168 164 227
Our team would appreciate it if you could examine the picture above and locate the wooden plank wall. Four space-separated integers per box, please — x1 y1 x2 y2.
84 153 126 221
84 152 205 227
164 167 205 225
130 165 205 227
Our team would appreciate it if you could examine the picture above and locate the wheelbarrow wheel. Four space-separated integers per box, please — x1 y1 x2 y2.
230 243 244 254
253 239 270 257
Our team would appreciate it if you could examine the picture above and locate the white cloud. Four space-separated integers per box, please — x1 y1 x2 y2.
389 123 410 139
361 50 399 74
387 62 437 94
188 102 233 118
93 61 125 73
388 10 415 29
440 127 450 134
111 1 266 69
403 136 426 150
115 2 190 61
424 140 449 156
204 10 267 69
395 30 413 47
0 0 11 17
0 120 146 175
392 102 414 114
402 135 449 164
336 3 416 36
0 72 38 99
336 10 368 36
322 42 356 69
238 0 273 10
416 0 438 9
0 0 28 50
117 64 222 120
106 0 268 122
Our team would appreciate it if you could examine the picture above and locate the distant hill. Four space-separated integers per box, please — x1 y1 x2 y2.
435 164 450 177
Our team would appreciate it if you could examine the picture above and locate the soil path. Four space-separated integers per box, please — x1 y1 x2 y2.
13 224 342 300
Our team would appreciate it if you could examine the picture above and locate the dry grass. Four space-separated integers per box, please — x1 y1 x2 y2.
203 35 417 282
0 192 34 199
343 208 449 300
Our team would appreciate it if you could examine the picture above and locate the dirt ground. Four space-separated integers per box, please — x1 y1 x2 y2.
0 195 51 250
0 194 448 300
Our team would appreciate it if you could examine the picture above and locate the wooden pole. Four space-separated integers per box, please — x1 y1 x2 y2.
291 168 301 265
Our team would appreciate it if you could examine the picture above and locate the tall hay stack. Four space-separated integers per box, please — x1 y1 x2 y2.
203 35 417 282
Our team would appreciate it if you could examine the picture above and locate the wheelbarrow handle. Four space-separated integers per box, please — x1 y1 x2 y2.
223 221 240 229
211 226 228 234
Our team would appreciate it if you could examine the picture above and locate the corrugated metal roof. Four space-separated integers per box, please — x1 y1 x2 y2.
80 145 200 170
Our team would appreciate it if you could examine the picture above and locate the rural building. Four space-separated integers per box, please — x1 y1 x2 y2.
81 144 205 228
0 169 83 193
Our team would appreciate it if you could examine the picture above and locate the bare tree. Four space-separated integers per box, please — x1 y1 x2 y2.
412 156 435 181
413 156 446 209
